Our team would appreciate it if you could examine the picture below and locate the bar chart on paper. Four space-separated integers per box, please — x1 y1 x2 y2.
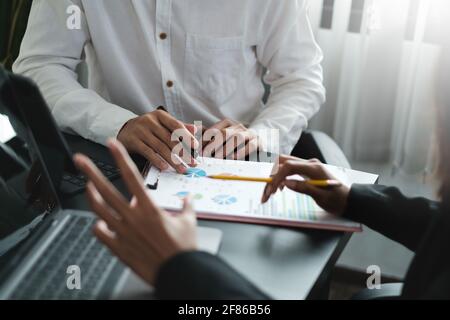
145 157 363 232
250 190 321 221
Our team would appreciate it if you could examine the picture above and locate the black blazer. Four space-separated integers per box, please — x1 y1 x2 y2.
155 185 450 299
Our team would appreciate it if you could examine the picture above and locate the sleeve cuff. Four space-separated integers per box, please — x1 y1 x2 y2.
89 103 137 145
343 184 379 223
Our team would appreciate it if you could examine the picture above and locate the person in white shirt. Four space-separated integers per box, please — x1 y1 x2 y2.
13 0 325 173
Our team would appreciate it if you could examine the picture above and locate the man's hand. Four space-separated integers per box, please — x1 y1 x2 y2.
73 139 197 286
262 155 350 216
117 110 199 173
202 119 261 160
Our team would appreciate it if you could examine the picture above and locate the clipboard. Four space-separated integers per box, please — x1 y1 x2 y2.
141 158 375 233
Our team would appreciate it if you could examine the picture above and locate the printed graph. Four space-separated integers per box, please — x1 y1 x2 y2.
212 194 238 205
184 168 207 178
251 190 321 221
174 191 203 200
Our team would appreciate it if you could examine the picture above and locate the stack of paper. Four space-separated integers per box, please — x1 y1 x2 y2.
144 158 378 232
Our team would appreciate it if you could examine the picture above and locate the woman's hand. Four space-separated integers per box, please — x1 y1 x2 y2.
262 155 351 216
73 139 197 286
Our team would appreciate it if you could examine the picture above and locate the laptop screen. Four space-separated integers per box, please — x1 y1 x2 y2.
0 70 60 282
7 71 78 196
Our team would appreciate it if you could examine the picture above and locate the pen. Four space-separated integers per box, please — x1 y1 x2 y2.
207 175 342 188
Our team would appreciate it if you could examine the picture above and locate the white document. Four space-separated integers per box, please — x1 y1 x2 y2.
144 158 378 232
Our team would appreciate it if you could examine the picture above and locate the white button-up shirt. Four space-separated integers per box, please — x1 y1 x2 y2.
14 0 325 155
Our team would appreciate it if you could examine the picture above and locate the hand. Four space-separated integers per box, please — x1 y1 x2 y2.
73 139 197 286
117 110 199 173
202 119 261 160
262 156 350 216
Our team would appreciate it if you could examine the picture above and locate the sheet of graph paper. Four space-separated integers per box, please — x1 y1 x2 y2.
146 157 272 214
144 157 364 231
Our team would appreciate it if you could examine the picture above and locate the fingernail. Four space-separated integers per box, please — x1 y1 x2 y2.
73 154 84 166
190 159 198 167
265 186 272 198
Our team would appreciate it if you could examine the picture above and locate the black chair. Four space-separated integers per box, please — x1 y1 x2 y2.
0 141 29 181
261 72 350 169
291 130 351 169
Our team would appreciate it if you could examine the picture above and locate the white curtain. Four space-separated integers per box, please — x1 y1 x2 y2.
307 0 449 176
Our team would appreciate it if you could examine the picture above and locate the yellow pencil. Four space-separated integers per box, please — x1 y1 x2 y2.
207 175 342 188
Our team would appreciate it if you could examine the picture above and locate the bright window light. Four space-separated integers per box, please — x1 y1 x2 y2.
0 115 16 143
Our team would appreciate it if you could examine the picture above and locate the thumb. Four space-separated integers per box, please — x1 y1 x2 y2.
185 124 197 135
181 195 196 221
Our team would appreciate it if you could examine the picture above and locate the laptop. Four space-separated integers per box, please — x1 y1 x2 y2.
0 71 223 300
0 67 119 195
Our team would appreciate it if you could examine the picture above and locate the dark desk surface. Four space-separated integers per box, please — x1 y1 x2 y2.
63 134 351 300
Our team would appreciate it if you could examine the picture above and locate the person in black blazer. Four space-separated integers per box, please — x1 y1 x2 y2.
73 52 450 300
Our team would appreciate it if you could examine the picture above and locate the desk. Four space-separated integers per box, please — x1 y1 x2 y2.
63 134 352 300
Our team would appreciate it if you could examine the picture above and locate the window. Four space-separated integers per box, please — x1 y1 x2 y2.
320 0 335 29
405 0 421 41
423 0 448 44
348 0 366 33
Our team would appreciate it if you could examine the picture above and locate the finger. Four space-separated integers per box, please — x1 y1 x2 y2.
93 220 120 251
86 182 126 231
157 111 199 150
184 124 197 135
278 155 308 165
207 127 246 159
202 119 234 149
138 130 187 173
181 195 196 219
284 180 328 200
146 121 179 152
222 130 251 159
209 119 235 131
134 140 169 171
93 221 155 284
271 155 307 176
233 137 258 160
271 161 330 191
73 154 130 215
150 122 196 166
107 139 158 211
202 128 226 158
261 183 273 203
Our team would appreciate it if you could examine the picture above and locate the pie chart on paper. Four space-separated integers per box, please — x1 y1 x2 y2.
184 168 207 178
212 194 238 205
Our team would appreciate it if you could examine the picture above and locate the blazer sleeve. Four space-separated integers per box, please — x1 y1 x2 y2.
155 251 270 300
344 184 440 252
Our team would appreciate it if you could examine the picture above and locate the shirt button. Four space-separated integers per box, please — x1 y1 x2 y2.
166 80 174 88
159 33 167 40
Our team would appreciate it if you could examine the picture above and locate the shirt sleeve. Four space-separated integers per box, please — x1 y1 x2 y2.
250 0 326 155
155 251 270 300
12 0 137 145
344 184 440 252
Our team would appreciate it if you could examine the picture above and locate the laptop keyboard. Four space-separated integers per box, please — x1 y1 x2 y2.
10 215 124 300
61 158 120 194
